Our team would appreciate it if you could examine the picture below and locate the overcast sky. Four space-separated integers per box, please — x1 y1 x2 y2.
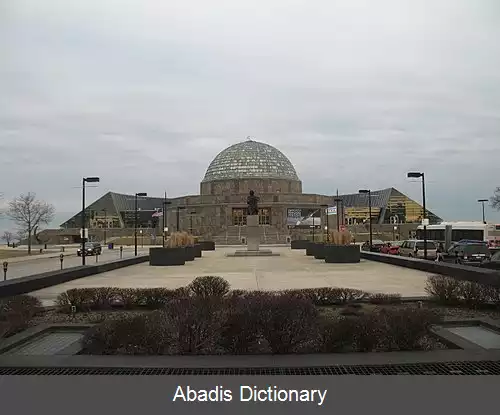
1 0 500 225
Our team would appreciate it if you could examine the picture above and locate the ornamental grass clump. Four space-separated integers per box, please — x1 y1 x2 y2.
166 232 185 248
329 229 353 245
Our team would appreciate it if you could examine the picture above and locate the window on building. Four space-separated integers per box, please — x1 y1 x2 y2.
232 208 247 226
259 208 271 225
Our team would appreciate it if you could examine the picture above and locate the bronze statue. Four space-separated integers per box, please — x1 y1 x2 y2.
247 190 259 215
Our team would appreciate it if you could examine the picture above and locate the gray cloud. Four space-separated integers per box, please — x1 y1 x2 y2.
1 0 500 226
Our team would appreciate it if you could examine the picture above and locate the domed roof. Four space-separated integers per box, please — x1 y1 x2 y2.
202 139 300 182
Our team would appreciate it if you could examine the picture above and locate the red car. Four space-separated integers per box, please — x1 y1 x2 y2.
380 242 400 255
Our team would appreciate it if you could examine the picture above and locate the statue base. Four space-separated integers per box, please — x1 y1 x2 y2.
226 215 280 257
246 214 260 251
226 249 280 257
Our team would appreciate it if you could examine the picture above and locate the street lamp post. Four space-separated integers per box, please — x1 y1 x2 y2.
162 198 171 248
359 190 372 249
334 198 343 232
408 172 428 260
478 199 488 224
134 192 147 256
81 177 100 265
102 208 107 245
321 204 329 242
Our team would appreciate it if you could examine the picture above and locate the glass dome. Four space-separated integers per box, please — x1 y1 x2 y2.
202 139 300 182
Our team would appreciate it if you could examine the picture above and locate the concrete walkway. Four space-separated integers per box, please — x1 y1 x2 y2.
31 246 434 305
2 249 77 264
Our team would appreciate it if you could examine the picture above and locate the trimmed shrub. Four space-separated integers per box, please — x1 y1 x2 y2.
56 287 184 312
159 296 227 354
425 275 461 304
482 286 500 306
368 293 402 305
318 316 356 353
228 289 250 298
83 296 226 355
425 276 500 307
188 276 230 298
281 287 368 306
0 295 42 338
135 288 183 309
56 288 99 312
257 293 319 354
378 307 440 351
457 281 491 307
331 287 367 303
317 307 441 353
351 312 385 352
220 295 265 354
82 311 174 355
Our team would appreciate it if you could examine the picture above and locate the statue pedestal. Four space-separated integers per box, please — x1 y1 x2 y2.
246 214 260 251
225 214 280 257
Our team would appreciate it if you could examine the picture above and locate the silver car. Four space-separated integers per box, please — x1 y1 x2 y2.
399 240 437 260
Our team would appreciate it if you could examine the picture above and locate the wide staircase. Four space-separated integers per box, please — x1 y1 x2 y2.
211 226 291 245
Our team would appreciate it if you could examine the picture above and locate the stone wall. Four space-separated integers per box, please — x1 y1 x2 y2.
200 178 303 196
162 192 339 239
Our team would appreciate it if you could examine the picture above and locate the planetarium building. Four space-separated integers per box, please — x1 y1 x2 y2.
58 139 441 244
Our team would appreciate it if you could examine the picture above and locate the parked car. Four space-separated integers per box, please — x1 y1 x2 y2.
77 242 102 257
361 239 385 252
380 242 401 255
480 251 500 270
442 243 491 265
399 240 437 260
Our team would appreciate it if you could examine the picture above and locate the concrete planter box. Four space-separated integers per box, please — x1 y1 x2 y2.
313 243 326 259
184 245 195 262
306 241 316 256
324 244 361 263
198 241 215 251
193 244 202 258
291 240 309 250
149 247 186 266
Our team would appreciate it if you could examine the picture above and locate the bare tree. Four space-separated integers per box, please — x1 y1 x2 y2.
491 187 500 211
1 231 14 246
6 192 55 254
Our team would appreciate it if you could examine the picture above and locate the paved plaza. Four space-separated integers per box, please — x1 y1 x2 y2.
31 247 433 305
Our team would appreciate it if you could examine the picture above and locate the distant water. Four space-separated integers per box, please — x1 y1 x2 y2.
0 213 74 234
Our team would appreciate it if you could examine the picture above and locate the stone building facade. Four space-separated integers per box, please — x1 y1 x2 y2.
57 139 441 245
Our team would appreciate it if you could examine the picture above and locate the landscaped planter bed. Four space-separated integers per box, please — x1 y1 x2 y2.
313 243 325 260
4 276 500 355
291 240 309 250
149 247 186 266
324 244 361 263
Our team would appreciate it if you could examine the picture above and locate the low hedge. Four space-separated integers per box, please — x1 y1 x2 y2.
57 275 500 313
425 275 500 307
56 284 372 312
82 293 442 355
0 295 42 338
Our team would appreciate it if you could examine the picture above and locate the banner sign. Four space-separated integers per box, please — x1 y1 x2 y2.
326 206 337 215
287 208 322 229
